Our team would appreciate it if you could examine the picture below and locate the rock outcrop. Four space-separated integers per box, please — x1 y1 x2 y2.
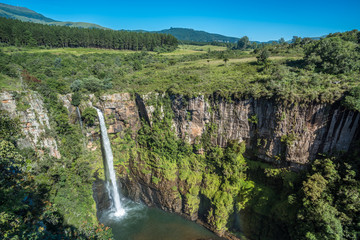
0 91 61 158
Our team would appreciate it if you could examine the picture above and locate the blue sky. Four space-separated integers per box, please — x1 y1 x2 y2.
2 0 359 41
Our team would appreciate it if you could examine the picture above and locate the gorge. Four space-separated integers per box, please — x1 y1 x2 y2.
1 90 359 239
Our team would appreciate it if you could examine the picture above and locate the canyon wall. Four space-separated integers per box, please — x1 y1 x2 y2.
46 92 359 167
5 91 358 165
91 93 359 167
168 95 360 166
0 91 60 158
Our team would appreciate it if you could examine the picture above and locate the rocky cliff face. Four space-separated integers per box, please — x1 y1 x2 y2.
0 91 60 158
59 92 141 141
140 94 360 166
15 91 359 165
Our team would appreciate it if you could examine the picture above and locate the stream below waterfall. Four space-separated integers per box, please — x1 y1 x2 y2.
97 193 222 240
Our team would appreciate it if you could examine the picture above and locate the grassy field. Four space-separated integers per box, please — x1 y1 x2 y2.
0 73 21 91
1 44 227 56
1 46 136 56
1 44 355 105
161 44 227 56
194 56 302 66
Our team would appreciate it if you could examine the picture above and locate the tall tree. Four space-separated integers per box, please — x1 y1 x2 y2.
237 36 250 50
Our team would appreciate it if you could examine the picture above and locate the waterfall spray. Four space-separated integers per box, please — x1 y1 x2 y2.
96 108 125 217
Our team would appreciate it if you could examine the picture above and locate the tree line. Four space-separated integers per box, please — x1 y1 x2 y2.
0 17 178 51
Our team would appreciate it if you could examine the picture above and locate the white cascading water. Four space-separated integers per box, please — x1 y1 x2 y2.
76 107 83 130
96 108 126 217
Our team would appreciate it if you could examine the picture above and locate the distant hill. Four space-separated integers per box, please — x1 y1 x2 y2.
154 28 239 43
0 3 55 23
48 21 109 30
0 3 241 42
0 3 109 30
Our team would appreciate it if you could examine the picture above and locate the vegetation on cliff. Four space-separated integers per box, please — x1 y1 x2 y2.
244 151 360 239
0 106 111 238
135 96 254 233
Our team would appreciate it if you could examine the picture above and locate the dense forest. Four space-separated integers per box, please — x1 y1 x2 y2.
0 17 178 51
155 27 239 43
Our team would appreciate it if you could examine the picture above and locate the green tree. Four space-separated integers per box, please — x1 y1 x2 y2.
296 158 360 240
257 49 270 64
71 92 81 106
237 36 250 50
82 76 103 93
344 86 360 111
70 79 83 92
82 107 97 126
292 36 301 45
305 37 360 74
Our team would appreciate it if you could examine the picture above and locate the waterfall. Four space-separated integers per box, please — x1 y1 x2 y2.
96 108 125 217
76 107 83 130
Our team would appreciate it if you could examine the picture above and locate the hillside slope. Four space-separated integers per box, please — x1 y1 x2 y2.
155 27 239 43
0 2 109 29
0 3 55 23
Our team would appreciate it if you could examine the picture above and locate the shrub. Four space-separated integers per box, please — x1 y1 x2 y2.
133 61 142 71
343 86 360 111
82 107 97 126
70 79 83 92
281 133 297 146
304 37 360 74
257 49 270 64
82 76 103 93
71 92 81 106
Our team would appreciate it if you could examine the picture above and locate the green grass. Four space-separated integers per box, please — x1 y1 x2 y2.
161 44 227 56
1 46 136 56
0 74 21 91
1 44 225 56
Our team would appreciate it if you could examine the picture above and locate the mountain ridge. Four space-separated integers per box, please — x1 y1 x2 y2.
0 3 241 42
0 2 109 30
155 27 239 43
